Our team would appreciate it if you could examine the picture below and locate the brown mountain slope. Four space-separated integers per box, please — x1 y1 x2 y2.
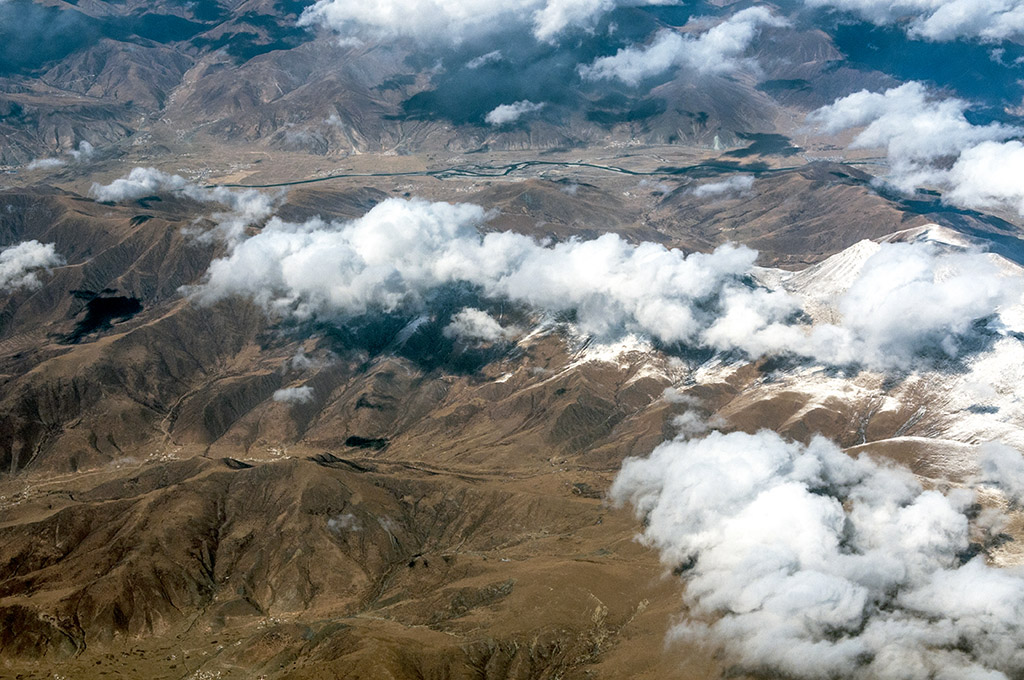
2 162 1023 678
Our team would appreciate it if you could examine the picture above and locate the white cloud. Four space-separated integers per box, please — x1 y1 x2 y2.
579 7 788 85
443 307 517 343
272 386 315 404
485 100 546 125
661 386 701 405
466 49 503 68
945 140 1024 215
810 241 1019 368
68 140 94 163
691 175 755 198
91 168 277 244
808 83 1018 173
729 240 1024 372
581 29 686 84
612 428 1024 679
0 240 63 292
978 441 1024 504
808 83 1024 213
327 512 361 532
637 178 673 195
661 389 726 435
299 0 679 44
184 197 772 346
26 158 66 171
91 167 193 201
671 409 726 436
532 0 617 42
289 347 329 371
25 141 96 171
184 197 1021 372
805 0 1024 42
701 239 1021 370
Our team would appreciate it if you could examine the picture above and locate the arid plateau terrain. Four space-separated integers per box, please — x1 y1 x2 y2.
3 1 1024 679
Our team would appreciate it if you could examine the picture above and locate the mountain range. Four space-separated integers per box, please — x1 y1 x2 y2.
3 1 1024 679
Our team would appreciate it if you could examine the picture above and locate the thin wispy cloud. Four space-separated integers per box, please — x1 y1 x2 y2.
690 175 755 198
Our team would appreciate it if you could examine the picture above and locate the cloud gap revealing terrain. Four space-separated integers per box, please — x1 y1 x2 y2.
3 1 1024 679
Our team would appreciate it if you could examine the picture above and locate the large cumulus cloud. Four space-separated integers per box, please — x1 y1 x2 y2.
298 0 679 44
579 7 788 84
944 140 1024 215
612 428 1024 680
794 241 1020 368
805 0 1024 42
184 197 765 340
808 82 1024 214
172 192 1021 371
0 240 63 292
